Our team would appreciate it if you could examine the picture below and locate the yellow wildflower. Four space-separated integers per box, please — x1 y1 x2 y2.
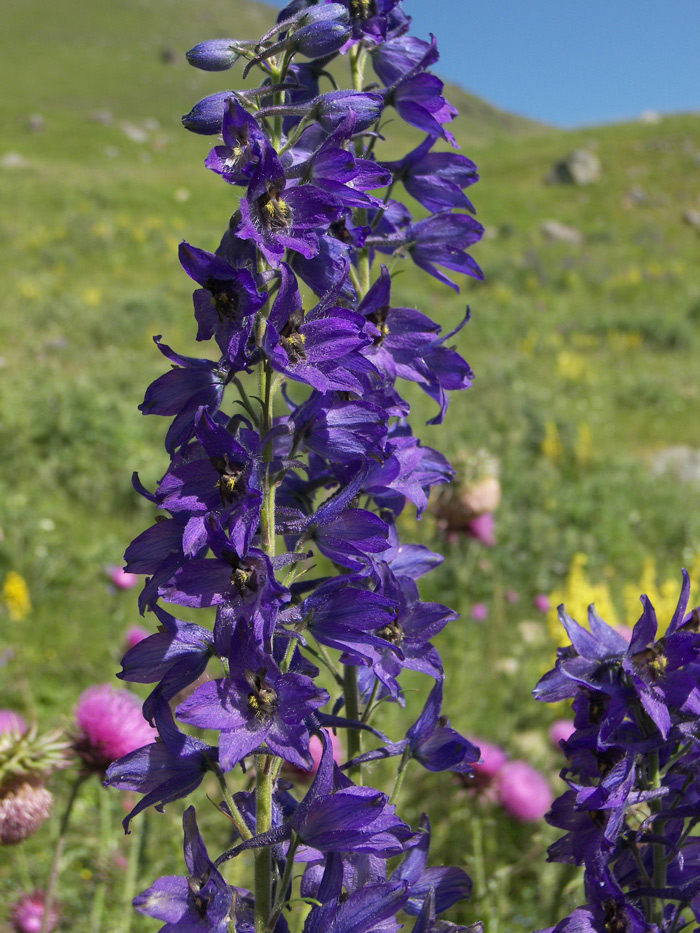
548 553 619 646
2 572 31 621
541 421 563 462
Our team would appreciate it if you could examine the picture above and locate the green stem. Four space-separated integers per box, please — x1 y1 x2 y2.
343 664 363 784
269 832 300 927
650 750 666 927
254 755 274 933
232 376 260 426
214 766 253 841
390 748 410 805
361 677 380 724
41 771 88 933
90 787 112 932
120 808 145 933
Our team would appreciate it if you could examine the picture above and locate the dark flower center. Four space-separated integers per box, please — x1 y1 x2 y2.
245 668 278 719
631 643 667 682
279 305 308 363
350 0 377 21
603 899 632 933
256 185 293 233
223 553 259 596
188 874 213 917
376 615 404 646
329 218 354 244
211 454 245 505
367 303 390 345
207 278 241 321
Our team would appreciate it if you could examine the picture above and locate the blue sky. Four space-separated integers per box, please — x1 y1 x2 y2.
267 1 700 127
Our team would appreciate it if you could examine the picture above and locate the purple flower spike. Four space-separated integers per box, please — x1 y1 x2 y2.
134 807 234 931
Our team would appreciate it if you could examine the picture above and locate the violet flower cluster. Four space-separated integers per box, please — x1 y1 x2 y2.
535 569 700 933
104 2 484 931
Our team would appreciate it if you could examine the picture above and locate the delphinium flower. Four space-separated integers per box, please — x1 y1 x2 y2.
534 570 700 932
105 2 486 930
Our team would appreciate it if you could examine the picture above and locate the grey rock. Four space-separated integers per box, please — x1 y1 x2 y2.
651 446 700 484
89 109 114 125
26 113 45 133
683 209 700 231
540 220 584 245
0 152 29 168
548 149 601 186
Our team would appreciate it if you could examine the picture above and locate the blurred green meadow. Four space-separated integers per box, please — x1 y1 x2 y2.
2 0 700 928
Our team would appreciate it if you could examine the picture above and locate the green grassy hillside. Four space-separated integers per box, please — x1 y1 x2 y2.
1 1 700 928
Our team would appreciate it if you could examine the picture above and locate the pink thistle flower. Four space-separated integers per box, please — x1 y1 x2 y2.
466 512 495 547
286 729 343 782
533 593 551 613
73 685 156 775
107 565 140 590
0 778 53 845
469 738 508 794
549 719 575 749
124 625 150 651
0 710 28 736
471 603 489 622
496 760 553 822
505 589 520 604
10 890 59 933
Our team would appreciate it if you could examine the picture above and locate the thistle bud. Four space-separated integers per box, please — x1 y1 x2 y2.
0 777 53 845
433 448 501 534
0 725 69 845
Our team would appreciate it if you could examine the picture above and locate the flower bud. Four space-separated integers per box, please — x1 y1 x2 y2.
292 21 352 58
182 92 235 135
186 39 247 72
0 725 69 842
0 777 53 845
314 91 383 133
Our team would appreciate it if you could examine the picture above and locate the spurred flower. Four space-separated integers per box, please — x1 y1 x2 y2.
134 807 233 931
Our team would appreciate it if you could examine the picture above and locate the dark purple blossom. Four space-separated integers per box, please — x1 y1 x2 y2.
139 338 229 452
134 807 234 931
204 99 269 187
105 700 218 833
235 148 343 265
382 136 479 214
177 628 327 771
